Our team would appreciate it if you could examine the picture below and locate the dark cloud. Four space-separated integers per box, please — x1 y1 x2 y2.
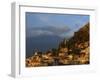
26 26 71 38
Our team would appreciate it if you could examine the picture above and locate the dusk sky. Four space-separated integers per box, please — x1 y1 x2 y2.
26 12 89 38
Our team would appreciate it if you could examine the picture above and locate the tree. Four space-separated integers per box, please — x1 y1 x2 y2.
52 48 58 56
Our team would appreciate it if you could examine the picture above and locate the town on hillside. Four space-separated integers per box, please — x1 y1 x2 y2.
26 23 90 67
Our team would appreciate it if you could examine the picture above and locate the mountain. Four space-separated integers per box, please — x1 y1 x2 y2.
68 22 89 50
74 22 89 42
70 23 89 42
26 35 62 57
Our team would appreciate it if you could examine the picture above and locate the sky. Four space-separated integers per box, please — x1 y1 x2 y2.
26 12 89 38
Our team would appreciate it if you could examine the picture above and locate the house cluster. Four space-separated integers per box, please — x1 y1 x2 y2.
26 23 89 67
26 39 89 67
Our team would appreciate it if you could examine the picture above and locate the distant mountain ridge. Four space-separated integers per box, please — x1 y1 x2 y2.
26 35 62 57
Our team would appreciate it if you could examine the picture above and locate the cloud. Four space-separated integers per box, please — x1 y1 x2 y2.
26 26 71 38
35 14 69 28
26 13 89 39
36 14 50 22
27 30 54 37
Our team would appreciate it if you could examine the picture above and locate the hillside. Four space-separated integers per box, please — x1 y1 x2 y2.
68 23 89 50
73 22 89 42
26 22 90 67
